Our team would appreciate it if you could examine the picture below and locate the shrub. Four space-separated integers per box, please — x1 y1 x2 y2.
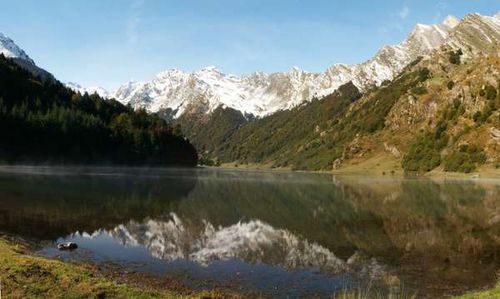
473 105 493 124
402 120 450 173
418 68 431 82
402 133 443 172
482 85 497 101
449 49 463 65
443 144 486 173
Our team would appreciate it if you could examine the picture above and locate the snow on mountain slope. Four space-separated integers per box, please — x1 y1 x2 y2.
112 16 461 118
65 82 110 98
0 33 35 64
0 32 53 80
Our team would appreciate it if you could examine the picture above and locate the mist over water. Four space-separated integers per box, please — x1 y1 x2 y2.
0 166 499 297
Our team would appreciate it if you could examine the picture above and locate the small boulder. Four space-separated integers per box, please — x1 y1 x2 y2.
57 242 78 250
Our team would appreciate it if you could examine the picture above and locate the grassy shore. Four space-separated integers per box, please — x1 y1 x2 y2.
2 236 500 298
454 284 500 299
219 154 500 179
0 237 236 299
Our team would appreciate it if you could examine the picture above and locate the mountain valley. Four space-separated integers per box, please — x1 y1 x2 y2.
1 12 498 174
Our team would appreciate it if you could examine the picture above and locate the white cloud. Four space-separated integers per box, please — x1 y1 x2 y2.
398 5 410 20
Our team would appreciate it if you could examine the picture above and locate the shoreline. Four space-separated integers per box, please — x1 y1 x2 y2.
0 235 240 299
1 235 498 299
213 162 500 180
0 163 498 180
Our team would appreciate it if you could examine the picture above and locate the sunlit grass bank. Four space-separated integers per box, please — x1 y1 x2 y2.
454 283 500 299
0 237 233 299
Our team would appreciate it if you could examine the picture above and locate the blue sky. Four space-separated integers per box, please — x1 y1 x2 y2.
0 0 498 90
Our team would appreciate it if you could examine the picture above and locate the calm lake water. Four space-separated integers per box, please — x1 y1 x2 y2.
0 166 499 298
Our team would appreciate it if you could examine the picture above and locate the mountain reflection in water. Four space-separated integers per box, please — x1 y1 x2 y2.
0 167 499 297
93 214 385 277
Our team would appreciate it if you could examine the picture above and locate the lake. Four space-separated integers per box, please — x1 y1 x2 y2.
0 166 499 298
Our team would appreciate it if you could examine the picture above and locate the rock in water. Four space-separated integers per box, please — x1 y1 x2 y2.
57 242 78 250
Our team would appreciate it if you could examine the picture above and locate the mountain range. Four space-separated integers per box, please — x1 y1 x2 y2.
72 12 498 121
2 13 497 120
1 11 499 172
110 15 463 118
176 11 500 172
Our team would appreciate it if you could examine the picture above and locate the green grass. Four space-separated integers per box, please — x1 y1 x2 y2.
454 284 500 299
453 268 500 299
0 237 234 299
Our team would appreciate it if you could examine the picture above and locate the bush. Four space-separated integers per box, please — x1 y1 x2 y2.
402 121 449 173
402 133 443 172
443 144 486 173
473 105 493 124
449 49 463 65
481 84 497 101
418 68 431 82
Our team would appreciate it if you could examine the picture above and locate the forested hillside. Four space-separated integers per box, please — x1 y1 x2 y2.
0 54 198 166
207 82 362 169
181 50 499 173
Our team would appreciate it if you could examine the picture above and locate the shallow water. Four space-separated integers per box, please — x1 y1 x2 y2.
0 166 499 298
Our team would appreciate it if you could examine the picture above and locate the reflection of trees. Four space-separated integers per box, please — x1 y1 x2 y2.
168 173 500 295
334 178 500 295
0 169 197 239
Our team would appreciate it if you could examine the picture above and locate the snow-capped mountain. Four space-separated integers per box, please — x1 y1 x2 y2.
65 82 110 98
0 32 35 63
111 15 468 118
0 32 53 80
